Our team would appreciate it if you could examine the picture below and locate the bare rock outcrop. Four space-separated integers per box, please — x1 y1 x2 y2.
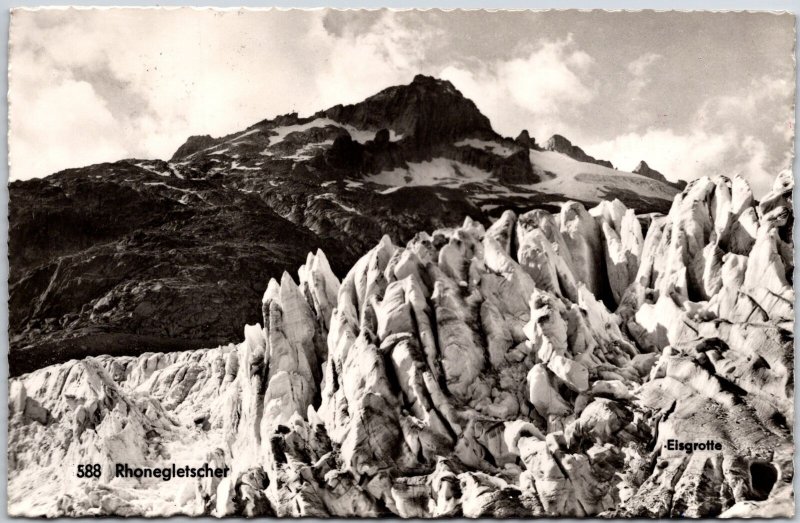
545 134 614 169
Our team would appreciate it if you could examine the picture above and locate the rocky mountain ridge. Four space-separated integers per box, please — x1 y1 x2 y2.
544 134 615 169
9 74 685 375
633 160 686 189
8 173 794 517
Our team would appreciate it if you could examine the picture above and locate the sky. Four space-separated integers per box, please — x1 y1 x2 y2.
8 8 796 196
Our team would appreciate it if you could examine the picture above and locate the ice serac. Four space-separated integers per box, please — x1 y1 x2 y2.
7 174 794 518
560 201 604 295
591 200 643 304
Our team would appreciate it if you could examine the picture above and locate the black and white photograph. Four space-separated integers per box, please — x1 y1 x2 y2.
6 7 796 517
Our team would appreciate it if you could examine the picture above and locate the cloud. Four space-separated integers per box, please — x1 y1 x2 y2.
586 75 794 198
627 52 662 77
306 12 440 109
697 75 794 135
626 52 662 103
10 78 129 178
588 128 740 178
503 37 595 115
589 130 785 198
439 35 596 139
9 9 437 180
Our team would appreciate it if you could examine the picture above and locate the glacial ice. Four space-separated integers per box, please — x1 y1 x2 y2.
7 175 794 517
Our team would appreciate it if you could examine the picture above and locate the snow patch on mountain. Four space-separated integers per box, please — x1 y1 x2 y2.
284 140 335 161
267 118 403 147
366 158 493 191
455 138 517 158
311 193 360 214
529 150 679 201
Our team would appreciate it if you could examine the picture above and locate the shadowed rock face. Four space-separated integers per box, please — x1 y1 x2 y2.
321 74 495 145
8 174 794 518
170 135 216 161
8 166 353 375
515 129 537 149
9 76 681 376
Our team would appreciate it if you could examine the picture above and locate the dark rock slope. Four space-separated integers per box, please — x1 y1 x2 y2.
9 165 350 375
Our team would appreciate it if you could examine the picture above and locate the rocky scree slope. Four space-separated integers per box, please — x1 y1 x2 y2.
8 173 794 517
8 165 351 375
9 75 683 376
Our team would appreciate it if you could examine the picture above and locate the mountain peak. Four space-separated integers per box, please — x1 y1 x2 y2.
632 160 687 191
171 135 216 161
515 129 537 149
632 160 665 179
544 134 614 169
321 74 495 144
410 73 454 89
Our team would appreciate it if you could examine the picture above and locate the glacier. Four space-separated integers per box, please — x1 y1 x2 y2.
7 173 794 517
